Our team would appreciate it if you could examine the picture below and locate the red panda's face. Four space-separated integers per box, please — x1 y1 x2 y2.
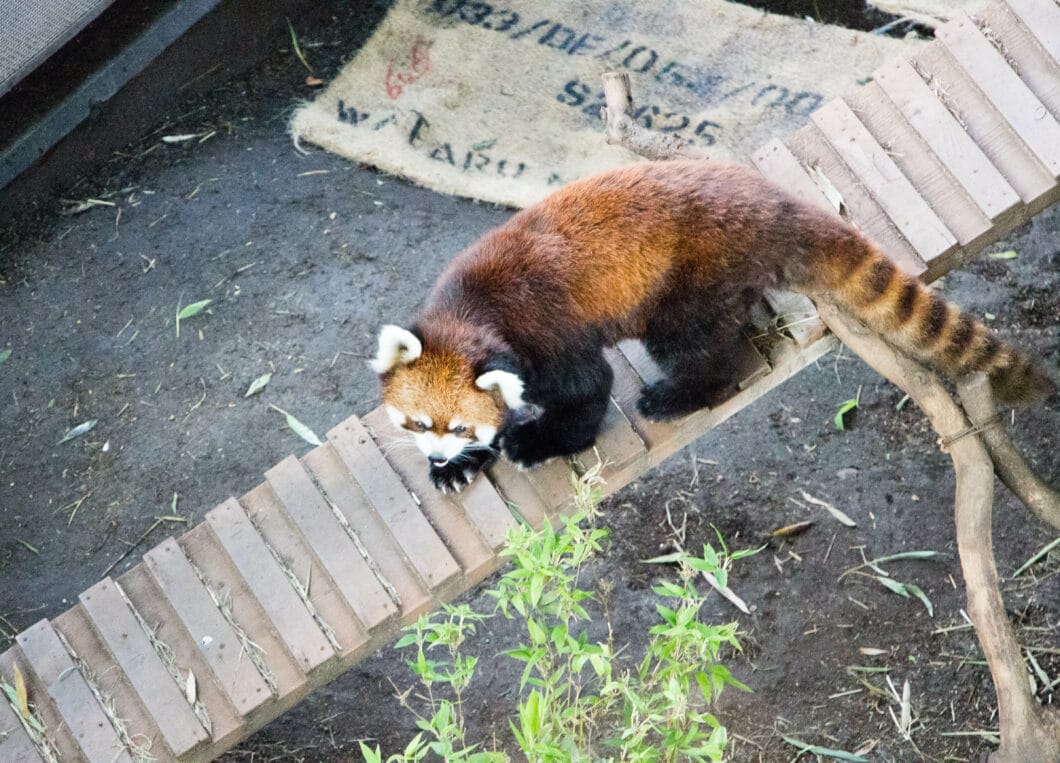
372 326 523 467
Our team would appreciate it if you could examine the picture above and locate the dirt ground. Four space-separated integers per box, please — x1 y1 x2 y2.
0 2 1056 761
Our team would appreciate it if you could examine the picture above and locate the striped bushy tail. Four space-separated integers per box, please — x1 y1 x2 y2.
800 240 1054 405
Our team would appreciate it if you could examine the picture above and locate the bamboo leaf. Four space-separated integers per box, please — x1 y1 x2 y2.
244 373 272 398
875 575 910 598
987 250 1017 259
269 404 322 446
0 348 10 365
905 583 934 617
177 300 211 320
783 736 868 761
186 670 197 704
13 663 29 721
59 419 97 444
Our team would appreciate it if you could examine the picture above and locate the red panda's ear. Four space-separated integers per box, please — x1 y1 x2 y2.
475 369 526 410
370 325 422 374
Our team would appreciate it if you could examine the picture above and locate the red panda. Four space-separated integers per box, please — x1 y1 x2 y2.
372 160 1054 492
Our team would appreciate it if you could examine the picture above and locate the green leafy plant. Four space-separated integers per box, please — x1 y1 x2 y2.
363 466 750 761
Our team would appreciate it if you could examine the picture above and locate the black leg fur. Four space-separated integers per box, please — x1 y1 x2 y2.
637 295 753 421
502 349 613 468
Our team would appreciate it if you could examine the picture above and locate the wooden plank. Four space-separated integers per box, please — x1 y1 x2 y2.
585 399 647 477
0 647 83 763
846 82 994 268
358 411 516 555
326 417 462 599
205 498 337 674
485 458 552 530
811 98 958 266
603 348 680 451
787 123 929 277
913 44 1056 210
520 457 580 518
0 670 43 762
179 524 307 700
117 563 244 750
752 138 838 214
79 578 209 758
303 444 435 621
240 482 367 662
936 14 1060 178
16 619 133 763
1003 0 1060 67
874 56 1021 223
982 1 1060 118
52 606 167 762
265 455 397 632
362 408 497 584
143 538 272 719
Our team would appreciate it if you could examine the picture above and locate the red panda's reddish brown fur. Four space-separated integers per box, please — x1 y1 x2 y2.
375 160 1053 491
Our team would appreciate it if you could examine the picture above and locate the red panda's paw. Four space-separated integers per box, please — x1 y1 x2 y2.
502 420 556 470
636 380 725 421
429 460 480 494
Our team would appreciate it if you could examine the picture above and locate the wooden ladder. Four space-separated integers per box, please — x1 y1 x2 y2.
2 1 1057 760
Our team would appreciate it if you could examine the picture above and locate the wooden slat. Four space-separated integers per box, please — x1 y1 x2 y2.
914 44 1056 209
205 498 337 674
0 646 82 763
787 123 929 277
17 619 131 763
603 348 680 450
119 562 249 755
617 339 665 385
303 444 435 620
0 673 43 762
79 578 209 758
811 98 958 266
520 457 580 517
1003 0 1060 67
936 14 1060 179
874 56 1021 224
847 82 994 266
51 606 167 762
982 0 1060 119
326 417 462 597
266 455 397 632
586 399 648 477
143 538 272 719
485 458 552 530
752 138 837 214
241 481 368 662
361 408 497 583
179 524 307 699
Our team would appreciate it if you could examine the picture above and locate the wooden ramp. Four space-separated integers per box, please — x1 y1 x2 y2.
2 2 1058 760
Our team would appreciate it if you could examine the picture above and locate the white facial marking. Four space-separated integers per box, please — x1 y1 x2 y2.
413 431 472 463
370 325 422 374
475 369 526 409
475 425 497 445
385 405 407 428
414 414 433 429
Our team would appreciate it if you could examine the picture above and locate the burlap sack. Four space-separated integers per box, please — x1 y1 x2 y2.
292 0 922 208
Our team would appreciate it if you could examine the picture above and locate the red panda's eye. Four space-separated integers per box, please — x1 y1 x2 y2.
413 420 428 432
452 425 468 435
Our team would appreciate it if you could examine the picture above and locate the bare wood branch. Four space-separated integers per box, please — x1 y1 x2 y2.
959 375 1060 531
600 73 706 161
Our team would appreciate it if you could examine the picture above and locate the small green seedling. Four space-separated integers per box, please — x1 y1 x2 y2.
175 299 211 338
834 385 862 431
